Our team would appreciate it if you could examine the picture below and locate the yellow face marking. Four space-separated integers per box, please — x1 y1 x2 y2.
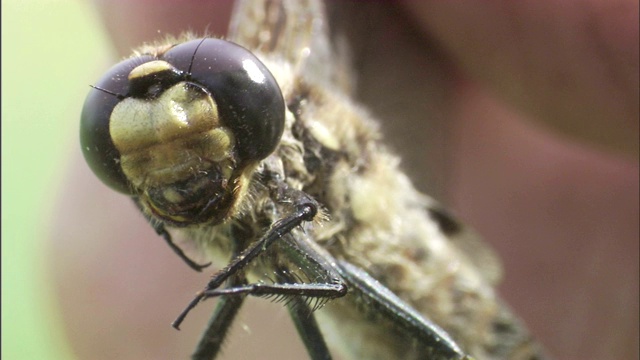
128 60 174 80
109 66 238 190
109 82 219 153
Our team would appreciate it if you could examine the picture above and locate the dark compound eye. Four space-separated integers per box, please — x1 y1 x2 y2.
80 55 156 194
164 39 286 163
80 38 285 197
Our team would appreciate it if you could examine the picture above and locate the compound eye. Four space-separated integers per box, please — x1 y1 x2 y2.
80 55 155 194
163 38 285 163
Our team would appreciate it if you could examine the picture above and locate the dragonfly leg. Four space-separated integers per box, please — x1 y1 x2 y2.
191 285 246 360
198 271 344 360
153 222 211 272
191 224 253 360
133 198 211 272
173 201 320 329
288 298 333 360
336 261 470 360
201 282 346 299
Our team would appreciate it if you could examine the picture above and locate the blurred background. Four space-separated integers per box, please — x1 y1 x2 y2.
2 0 107 358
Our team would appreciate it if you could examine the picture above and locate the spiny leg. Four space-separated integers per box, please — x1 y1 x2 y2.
191 228 249 360
283 263 333 360
288 297 332 360
194 222 355 360
201 282 345 299
336 261 470 360
173 202 321 329
191 285 246 360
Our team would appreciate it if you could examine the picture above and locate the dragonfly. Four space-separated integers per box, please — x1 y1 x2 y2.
80 1 549 359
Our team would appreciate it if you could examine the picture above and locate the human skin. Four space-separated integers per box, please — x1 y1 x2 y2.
51 1 638 359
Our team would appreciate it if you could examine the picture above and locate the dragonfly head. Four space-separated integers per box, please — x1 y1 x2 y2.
80 38 285 226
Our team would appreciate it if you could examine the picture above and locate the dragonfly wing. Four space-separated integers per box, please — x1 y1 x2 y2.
229 0 350 90
426 203 504 285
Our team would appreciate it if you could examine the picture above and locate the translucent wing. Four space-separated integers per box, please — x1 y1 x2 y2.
427 203 504 285
228 0 334 85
